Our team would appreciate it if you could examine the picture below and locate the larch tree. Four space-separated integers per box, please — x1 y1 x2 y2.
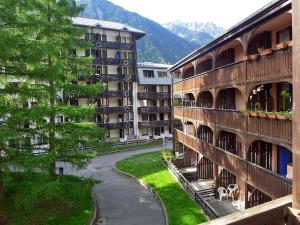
0 0 108 199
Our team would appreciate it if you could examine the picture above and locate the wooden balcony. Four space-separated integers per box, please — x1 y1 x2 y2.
96 106 133 114
174 107 292 144
138 106 172 113
173 48 292 94
93 41 133 50
137 92 171 100
246 48 292 82
87 74 135 82
93 58 136 66
98 90 132 98
98 121 133 129
174 129 292 199
138 120 172 128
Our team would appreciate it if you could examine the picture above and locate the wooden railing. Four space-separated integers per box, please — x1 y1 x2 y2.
174 107 292 144
200 195 292 225
246 48 292 82
174 129 292 199
163 159 219 219
173 48 292 94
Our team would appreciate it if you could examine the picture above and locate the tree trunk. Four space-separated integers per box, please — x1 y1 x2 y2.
0 166 3 200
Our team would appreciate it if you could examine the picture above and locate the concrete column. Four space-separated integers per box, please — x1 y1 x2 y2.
292 0 300 210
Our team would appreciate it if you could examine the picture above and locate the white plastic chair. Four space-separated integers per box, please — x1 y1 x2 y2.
227 184 239 201
217 187 228 202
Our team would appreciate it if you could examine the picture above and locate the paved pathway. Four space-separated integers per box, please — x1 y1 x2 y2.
57 143 171 225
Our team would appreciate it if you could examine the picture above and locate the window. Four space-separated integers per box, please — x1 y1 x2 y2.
142 128 148 136
142 114 148 121
128 52 134 60
174 72 181 79
85 33 90 40
122 52 128 59
143 70 154 78
102 50 107 58
121 36 126 43
158 71 167 78
276 26 292 44
85 49 90 57
102 34 107 42
96 66 101 74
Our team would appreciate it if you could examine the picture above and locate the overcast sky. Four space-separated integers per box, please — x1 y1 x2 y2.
109 0 274 29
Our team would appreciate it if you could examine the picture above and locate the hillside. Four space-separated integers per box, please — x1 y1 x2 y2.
77 0 199 64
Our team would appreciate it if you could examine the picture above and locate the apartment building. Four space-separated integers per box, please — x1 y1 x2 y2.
169 0 293 215
72 17 145 141
135 62 178 140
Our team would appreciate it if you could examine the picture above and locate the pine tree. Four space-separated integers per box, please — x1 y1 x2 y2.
0 0 107 199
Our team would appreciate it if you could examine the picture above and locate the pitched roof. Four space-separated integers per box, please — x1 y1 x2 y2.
72 17 146 39
137 62 172 70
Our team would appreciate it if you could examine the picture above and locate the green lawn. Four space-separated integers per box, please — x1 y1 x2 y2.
1 173 97 225
116 151 208 225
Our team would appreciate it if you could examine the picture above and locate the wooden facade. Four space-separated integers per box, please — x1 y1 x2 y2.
170 1 294 210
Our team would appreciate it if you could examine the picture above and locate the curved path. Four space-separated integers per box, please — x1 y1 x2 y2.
57 143 171 225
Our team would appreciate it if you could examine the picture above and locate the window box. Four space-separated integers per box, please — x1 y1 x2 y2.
258 112 267 118
266 113 276 119
276 114 288 120
249 111 258 117
260 48 273 56
249 54 259 61
276 42 288 50
243 55 250 61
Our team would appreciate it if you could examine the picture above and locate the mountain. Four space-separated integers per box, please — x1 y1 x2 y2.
163 21 225 45
77 0 199 64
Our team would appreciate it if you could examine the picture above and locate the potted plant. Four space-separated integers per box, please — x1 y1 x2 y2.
280 90 291 112
241 109 250 116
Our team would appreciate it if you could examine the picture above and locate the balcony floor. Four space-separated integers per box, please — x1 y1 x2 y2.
190 179 242 217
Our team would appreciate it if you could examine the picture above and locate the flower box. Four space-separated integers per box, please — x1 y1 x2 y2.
250 112 258 117
258 112 267 118
276 42 288 50
276 114 288 120
243 55 250 61
266 113 276 119
260 48 273 56
250 54 259 61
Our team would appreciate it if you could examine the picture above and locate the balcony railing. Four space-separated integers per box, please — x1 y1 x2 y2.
174 107 292 144
138 120 172 128
96 106 133 114
98 90 132 98
88 74 135 82
93 41 133 50
137 92 171 100
93 58 136 66
173 48 292 94
174 129 292 199
98 121 133 129
138 106 172 113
